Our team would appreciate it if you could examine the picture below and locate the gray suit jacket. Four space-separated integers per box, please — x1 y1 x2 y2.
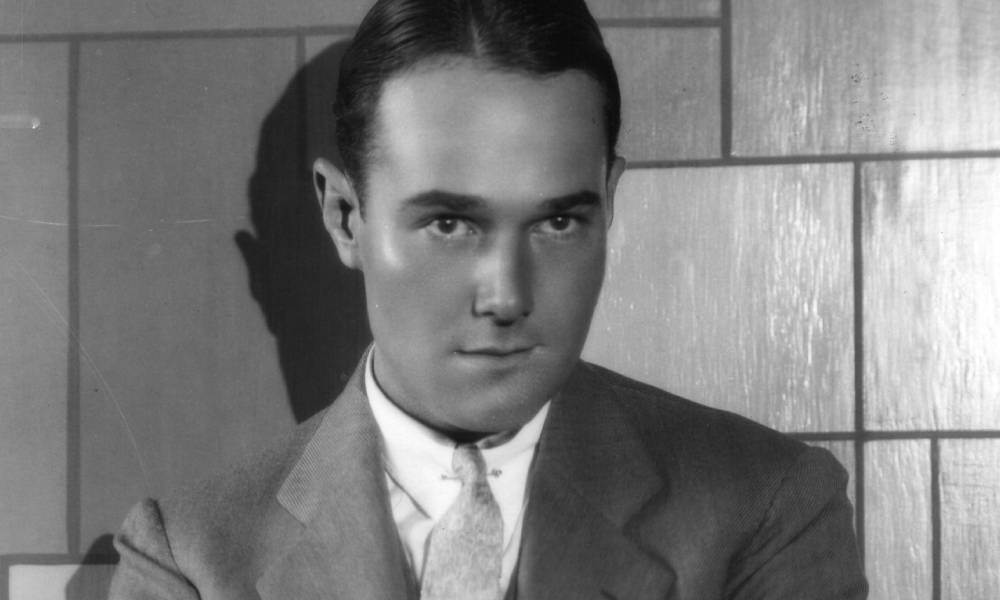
108 359 867 599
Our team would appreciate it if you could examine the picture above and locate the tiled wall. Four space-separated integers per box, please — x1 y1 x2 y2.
1 1 998 598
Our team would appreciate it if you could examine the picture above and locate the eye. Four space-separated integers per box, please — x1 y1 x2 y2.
548 216 574 231
427 216 473 238
537 215 582 235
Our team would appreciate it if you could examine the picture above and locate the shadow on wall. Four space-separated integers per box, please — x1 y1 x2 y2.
64 535 118 599
237 38 371 423
61 39 370 593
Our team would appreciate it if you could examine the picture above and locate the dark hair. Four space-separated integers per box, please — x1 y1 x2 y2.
334 0 621 199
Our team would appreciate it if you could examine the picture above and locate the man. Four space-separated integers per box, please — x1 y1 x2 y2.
109 0 867 598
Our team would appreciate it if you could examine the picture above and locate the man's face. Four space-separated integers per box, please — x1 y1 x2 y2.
344 60 623 435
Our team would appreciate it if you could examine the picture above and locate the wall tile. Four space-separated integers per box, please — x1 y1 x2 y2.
0 254 69 555
603 28 720 161
304 35 351 168
865 440 932 600
2 0 369 35
76 38 297 547
1 43 68 219
940 439 1000 599
863 159 1000 430
588 0 718 19
0 42 69 554
8 564 116 600
583 165 854 432
733 0 1000 155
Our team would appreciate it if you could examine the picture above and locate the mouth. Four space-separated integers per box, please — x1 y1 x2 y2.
456 346 536 359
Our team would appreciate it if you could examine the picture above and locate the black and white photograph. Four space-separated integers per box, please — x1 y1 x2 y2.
1 0 998 598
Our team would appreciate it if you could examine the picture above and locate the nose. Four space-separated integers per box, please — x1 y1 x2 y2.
473 233 533 323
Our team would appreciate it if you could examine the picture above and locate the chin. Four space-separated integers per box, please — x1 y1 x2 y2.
449 378 557 433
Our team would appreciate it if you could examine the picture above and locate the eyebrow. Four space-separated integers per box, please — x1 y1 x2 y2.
402 191 486 212
400 190 602 213
541 190 602 212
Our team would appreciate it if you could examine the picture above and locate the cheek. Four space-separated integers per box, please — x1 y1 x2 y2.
360 229 471 322
536 241 607 324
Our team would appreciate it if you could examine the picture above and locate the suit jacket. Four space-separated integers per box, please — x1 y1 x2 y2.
108 359 867 599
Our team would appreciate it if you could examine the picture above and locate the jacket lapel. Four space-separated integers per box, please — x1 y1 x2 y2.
256 359 674 599
515 363 676 600
256 359 418 600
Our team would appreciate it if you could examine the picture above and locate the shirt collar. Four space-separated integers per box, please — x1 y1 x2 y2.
364 346 550 517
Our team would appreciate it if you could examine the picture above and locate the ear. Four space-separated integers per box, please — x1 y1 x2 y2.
604 155 626 228
314 157 363 269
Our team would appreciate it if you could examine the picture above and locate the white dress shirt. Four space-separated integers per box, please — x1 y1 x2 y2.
364 348 550 595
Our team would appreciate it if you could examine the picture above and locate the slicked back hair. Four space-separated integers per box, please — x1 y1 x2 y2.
333 0 621 202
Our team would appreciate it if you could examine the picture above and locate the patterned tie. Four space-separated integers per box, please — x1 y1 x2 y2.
420 444 503 600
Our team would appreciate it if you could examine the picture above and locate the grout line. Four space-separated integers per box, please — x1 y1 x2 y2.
863 430 1000 439
626 149 1000 169
931 439 942 600
788 432 858 441
600 17 721 28
0 16 720 44
719 0 733 158
784 430 1000 440
852 161 867 566
66 39 82 558
0 25 357 43
0 553 111 565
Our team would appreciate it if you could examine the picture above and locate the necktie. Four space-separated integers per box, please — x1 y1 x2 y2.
420 444 503 600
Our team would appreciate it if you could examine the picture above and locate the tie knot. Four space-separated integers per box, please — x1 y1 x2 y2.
451 444 487 484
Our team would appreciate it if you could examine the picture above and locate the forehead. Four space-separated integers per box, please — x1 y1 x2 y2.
368 60 608 203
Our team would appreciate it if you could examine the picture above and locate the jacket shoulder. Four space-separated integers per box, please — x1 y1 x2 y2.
145 410 326 582
574 363 862 596
575 361 844 506
580 361 807 450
